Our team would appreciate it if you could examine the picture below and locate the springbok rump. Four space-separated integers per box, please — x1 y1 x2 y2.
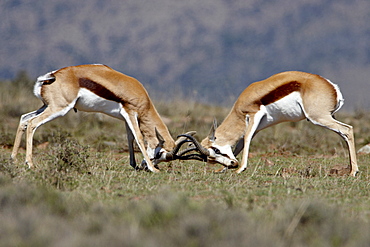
182 71 359 177
11 64 194 172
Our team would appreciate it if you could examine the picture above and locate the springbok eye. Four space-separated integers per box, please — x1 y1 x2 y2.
213 148 221 155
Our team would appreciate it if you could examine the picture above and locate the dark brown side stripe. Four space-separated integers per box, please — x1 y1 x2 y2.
79 78 121 102
260 81 301 105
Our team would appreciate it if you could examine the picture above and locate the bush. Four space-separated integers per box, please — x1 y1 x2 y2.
33 132 91 191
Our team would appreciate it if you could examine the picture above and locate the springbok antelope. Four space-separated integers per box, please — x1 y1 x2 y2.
11 64 193 172
183 71 359 177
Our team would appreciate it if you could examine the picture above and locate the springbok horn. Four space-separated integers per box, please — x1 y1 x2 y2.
164 138 190 160
162 131 197 160
177 147 199 157
176 147 208 161
175 131 196 145
154 128 165 159
208 118 218 142
155 128 165 147
177 134 210 156
177 153 207 161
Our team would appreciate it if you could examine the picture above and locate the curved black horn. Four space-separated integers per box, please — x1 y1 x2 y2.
177 134 210 156
178 153 207 161
164 138 191 160
175 131 196 145
177 147 198 157
155 128 165 148
176 147 208 162
161 131 197 160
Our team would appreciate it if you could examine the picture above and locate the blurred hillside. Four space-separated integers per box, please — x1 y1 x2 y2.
1 0 369 110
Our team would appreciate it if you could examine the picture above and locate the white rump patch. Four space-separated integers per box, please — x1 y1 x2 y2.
33 72 54 100
37 72 55 82
325 78 344 114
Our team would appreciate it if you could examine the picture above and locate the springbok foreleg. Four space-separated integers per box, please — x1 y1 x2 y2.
236 108 266 174
125 121 138 169
233 138 244 156
122 111 159 173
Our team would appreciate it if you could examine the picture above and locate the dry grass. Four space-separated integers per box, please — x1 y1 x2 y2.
0 78 370 246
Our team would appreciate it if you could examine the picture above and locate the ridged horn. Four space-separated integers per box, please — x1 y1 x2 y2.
163 131 197 160
177 134 210 156
175 131 196 145
164 138 190 160
155 128 165 147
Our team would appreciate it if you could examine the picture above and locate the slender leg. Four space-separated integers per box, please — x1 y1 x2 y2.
236 109 266 174
233 138 244 156
125 121 138 169
122 111 159 173
25 105 73 168
11 106 47 161
308 115 359 176
11 119 28 161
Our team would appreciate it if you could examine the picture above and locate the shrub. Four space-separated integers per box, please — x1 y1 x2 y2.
33 132 91 191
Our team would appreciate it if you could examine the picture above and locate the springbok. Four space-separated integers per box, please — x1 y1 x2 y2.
182 71 359 176
11 64 194 172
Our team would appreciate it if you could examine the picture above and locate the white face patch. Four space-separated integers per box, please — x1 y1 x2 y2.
146 144 172 166
214 144 235 159
146 146 156 160
208 144 238 167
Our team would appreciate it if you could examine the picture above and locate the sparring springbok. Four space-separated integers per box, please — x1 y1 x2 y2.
11 64 194 172
183 71 359 177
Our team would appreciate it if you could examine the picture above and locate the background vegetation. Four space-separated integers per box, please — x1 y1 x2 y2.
1 1 369 245
1 0 370 109
0 74 369 246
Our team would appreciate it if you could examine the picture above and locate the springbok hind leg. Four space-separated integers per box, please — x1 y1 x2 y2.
11 106 47 162
309 115 359 177
11 120 28 162
24 105 73 168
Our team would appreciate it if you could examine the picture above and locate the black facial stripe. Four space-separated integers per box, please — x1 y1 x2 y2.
211 147 231 159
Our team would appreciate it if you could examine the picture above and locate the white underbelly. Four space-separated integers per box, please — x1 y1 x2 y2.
74 88 124 120
257 91 306 131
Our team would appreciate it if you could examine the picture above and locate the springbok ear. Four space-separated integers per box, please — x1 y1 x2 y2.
155 128 165 148
208 118 217 142
154 128 165 159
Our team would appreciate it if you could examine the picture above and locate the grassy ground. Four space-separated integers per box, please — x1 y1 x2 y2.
0 79 369 246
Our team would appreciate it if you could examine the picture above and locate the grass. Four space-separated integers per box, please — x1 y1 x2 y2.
0 78 370 246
